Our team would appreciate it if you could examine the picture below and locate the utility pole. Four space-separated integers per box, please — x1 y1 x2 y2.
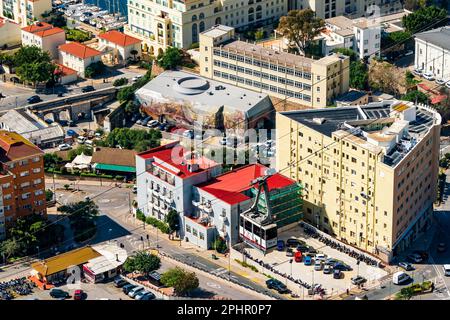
228 239 231 279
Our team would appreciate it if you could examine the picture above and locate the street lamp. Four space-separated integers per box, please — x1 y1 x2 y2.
36 246 40 259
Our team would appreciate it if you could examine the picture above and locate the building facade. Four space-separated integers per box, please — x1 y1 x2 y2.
200 25 350 108
97 30 142 64
21 22 66 59
0 17 21 48
58 42 102 78
135 142 222 239
287 0 403 20
276 101 441 262
415 27 450 81
0 0 51 27
125 0 288 55
0 131 46 240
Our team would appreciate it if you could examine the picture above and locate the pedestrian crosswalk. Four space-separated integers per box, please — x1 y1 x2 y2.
211 268 229 276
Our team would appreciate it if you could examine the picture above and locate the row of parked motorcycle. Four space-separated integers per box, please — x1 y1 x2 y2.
0 277 35 300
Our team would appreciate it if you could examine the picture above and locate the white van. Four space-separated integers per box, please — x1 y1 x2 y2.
443 265 450 277
77 136 86 144
392 271 411 285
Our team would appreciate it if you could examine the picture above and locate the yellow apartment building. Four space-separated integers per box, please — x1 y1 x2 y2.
199 25 350 109
275 101 441 262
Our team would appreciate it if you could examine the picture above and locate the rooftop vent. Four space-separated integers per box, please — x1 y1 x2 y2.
312 117 326 124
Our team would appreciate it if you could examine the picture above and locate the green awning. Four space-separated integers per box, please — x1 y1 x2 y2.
94 163 136 173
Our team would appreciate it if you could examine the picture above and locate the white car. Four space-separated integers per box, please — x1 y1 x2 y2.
435 78 446 85
58 143 72 151
128 286 144 298
412 68 423 76
446 81 450 89
314 253 327 262
422 72 435 81
147 120 159 128
443 265 450 277
132 75 143 82
392 271 411 285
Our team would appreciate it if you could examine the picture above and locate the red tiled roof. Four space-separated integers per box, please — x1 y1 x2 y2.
431 94 447 105
137 142 218 179
54 63 77 76
196 164 296 205
98 30 141 47
0 131 43 162
59 42 102 59
22 22 53 33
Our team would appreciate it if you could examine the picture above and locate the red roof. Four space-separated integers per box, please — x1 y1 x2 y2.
54 63 77 76
22 22 64 38
431 94 447 105
98 30 141 47
196 164 296 205
59 42 102 59
137 142 218 179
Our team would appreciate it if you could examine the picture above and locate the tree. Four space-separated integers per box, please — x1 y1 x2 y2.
402 6 447 34
44 152 62 169
160 267 199 296
276 9 325 55
68 145 92 161
123 251 160 275
369 60 406 96
113 77 128 87
13 46 55 87
333 48 358 62
45 189 54 202
402 90 429 104
0 238 21 261
58 199 99 242
130 49 139 61
84 61 105 78
156 47 182 70
350 61 368 90
165 209 180 237
124 100 140 116
117 86 135 102
102 128 161 151
213 236 228 254
255 28 265 41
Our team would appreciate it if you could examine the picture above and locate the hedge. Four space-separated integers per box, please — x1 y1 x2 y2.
136 209 170 234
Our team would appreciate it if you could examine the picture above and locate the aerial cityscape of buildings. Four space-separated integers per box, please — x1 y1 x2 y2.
0 0 449 305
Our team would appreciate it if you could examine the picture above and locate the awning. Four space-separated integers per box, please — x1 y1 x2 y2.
94 163 136 173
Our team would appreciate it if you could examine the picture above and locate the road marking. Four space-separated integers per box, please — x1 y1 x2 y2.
212 268 228 276
429 255 450 298
206 282 221 289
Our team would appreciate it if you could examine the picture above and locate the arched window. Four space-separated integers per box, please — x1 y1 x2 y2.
157 23 163 29
248 7 254 13
248 0 254 4
215 17 222 24
256 5 262 10
192 15 197 21
248 7 254 22
199 12 205 19
199 21 205 32
192 23 198 43
256 5 262 19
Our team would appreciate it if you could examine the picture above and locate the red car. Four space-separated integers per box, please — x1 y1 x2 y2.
294 251 303 263
73 289 83 300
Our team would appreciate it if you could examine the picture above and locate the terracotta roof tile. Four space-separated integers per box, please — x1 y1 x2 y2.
98 30 141 47
59 42 102 59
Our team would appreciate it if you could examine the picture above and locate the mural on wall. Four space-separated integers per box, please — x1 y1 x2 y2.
136 93 246 130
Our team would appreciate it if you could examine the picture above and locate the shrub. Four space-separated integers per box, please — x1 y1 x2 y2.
234 259 258 273
85 61 106 78
113 77 128 87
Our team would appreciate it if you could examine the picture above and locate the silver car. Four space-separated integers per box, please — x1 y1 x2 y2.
128 286 144 298
135 290 151 300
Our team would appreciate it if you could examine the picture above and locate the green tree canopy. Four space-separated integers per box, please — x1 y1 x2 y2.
402 6 447 34
350 61 369 90
157 47 183 70
276 9 325 54
160 267 199 296
0 238 22 261
58 199 99 242
68 145 93 161
401 90 429 104
117 86 135 102
13 46 55 86
123 251 161 275
165 209 180 234
333 48 358 62
213 236 228 254
102 128 161 152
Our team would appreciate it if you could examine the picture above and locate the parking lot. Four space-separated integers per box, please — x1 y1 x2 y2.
245 224 388 296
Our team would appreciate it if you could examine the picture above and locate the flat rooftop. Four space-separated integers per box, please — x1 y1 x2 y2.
136 70 273 116
201 24 233 38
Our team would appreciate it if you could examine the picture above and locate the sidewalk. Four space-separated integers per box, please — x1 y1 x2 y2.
46 177 133 187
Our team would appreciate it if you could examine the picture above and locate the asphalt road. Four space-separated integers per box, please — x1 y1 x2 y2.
52 183 284 300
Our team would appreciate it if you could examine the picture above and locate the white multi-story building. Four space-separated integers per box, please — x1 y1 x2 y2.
58 42 102 78
125 0 288 55
97 30 142 64
135 142 222 240
288 0 403 20
415 27 450 81
320 15 380 59
0 0 51 27
21 21 66 59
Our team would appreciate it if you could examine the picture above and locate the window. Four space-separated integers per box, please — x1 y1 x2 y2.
20 171 29 177
32 168 41 174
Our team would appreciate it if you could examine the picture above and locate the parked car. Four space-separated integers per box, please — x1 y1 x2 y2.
58 143 72 151
128 286 144 298
422 72 435 81
277 240 285 251
81 85 95 93
67 129 77 136
436 78 447 85
265 279 290 294
147 120 159 128
443 265 450 277
286 238 301 248
164 124 175 132
122 284 136 294
392 271 411 285
132 75 143 82
333 269 342 279
314 261 323 271
296 244 309 252
323 264 332 274
412 250 428 260
286 248 294 257
140 292 156 300
412 68 423 76
73 289 84 300
333 262 352 271
77 136 86 144
446 81 450 89
134 290 152 300
141 116 152 126
294 251 302 263
44 118 54 124
398 262 414 271
113 278 128 288
303 256 312 266
49 288 69 299
351 276 367 285
314 253 327 262
407 253 423 263
27 95 42 104
183 129 194 139
438 243 446 253
59 120 68 126
325 258 339 266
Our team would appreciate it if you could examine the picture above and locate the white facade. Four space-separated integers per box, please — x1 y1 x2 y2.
0 0 51 27
58 43 102 78
415 27 450 81
125 0 288 55
21 23 66 59
98 38 142 63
